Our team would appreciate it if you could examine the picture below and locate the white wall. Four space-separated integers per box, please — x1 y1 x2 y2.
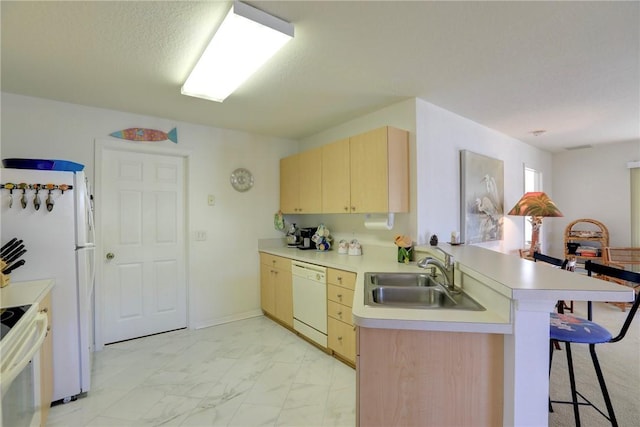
296 98 554 255
552 140 640 251
416 99 553 254
5 90 621 334
0 93 298 330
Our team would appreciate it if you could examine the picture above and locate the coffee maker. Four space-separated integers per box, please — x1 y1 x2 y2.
297 227 317 250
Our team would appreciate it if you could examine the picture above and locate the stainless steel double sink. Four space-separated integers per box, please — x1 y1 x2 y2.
364 272 485 311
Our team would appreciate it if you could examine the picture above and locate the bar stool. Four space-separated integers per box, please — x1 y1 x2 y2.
532 251 571 409
533 252 575 313
549 260 640 426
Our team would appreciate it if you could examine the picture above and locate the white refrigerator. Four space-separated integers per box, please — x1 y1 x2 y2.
1 168 95 403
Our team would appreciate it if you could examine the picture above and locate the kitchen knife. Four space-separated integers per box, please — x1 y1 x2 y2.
3 249 26 265
0 238 20 257
2 244 25 263
2 259 25 274
0 238 18 254
0 239 23 258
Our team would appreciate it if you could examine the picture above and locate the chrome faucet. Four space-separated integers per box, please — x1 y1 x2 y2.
431 246 455 270
417 248 457 293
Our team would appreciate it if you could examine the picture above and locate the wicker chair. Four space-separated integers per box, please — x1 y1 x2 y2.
519 248 533 260
549 260 640 426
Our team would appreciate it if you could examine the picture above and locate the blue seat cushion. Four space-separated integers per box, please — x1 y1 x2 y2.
550 313 612 344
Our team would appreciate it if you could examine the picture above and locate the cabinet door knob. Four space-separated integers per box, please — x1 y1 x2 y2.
344 206 349 211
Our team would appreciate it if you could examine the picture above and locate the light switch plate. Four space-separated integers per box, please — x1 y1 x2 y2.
195 231 207 241
207 195 215 206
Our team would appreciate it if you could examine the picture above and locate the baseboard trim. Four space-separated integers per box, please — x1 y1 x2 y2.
192 309 263 330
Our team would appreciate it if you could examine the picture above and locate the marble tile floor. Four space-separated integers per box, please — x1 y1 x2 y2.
47 302 638 427
47 316 355 427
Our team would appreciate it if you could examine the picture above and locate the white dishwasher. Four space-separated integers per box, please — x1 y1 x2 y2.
291 261 327 347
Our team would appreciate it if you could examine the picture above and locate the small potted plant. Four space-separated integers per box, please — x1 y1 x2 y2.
394 235 413 263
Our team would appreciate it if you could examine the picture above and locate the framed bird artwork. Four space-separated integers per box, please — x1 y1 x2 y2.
460 150 504 244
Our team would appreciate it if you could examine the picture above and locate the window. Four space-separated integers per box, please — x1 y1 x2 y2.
524 167 542 245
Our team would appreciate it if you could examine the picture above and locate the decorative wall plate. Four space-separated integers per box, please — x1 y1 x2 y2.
230 168 254 192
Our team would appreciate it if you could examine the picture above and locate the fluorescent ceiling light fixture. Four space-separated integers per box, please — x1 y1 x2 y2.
181 1 294 102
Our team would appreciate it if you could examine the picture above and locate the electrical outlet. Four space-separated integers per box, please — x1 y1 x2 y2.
195 231 207 241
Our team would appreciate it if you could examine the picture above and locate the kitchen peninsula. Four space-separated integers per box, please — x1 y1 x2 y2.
258 240 633 427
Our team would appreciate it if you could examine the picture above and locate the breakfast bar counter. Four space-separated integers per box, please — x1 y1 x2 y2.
401 244 632 427
259 240 633 426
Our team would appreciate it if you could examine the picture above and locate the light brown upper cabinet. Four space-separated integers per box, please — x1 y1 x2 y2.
322 126 409 213
280 147 322 214
284 126 409 214
350 126 408 213
321 138 351 213
280 154 299 213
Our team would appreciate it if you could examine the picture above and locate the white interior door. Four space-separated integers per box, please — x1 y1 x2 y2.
101 149 187 344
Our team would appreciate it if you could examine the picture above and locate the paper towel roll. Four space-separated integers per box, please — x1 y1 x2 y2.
364 213 395 230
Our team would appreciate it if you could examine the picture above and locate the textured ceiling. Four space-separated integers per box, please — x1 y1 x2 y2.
1 1 639 152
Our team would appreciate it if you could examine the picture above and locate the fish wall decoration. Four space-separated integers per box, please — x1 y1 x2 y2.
110 127 178 143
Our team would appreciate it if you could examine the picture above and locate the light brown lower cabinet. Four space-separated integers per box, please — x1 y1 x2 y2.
327 268 356 364
357 327 504 427
327 317 355 363
259 253 293 327
40 292 53 426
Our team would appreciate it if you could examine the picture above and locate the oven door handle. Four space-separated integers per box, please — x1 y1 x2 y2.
0 312 48 394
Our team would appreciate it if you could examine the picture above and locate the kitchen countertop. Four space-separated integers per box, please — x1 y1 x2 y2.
259 240 634 334
0 280 53 361
1 279 53 308
259 240 511 333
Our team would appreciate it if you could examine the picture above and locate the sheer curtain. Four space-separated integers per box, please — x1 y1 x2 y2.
630 162 640 247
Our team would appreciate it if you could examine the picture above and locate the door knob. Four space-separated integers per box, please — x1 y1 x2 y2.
106 252 115 260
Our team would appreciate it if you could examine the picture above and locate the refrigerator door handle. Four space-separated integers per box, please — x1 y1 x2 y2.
74 172 95 247
84 181 95 243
